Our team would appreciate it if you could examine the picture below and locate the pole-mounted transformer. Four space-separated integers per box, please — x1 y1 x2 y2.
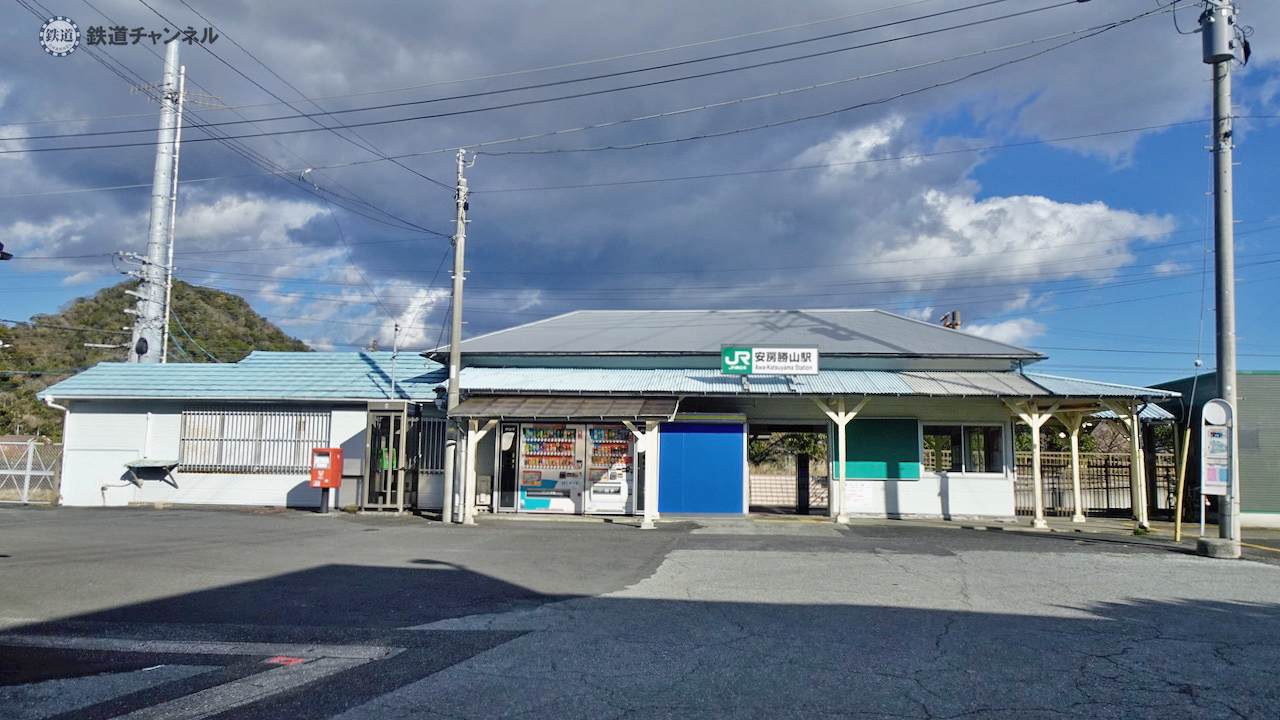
1201 1 1236 64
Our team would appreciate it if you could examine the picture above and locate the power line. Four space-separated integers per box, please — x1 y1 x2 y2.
0 117 1210 201
14 0 451 238
157 0 452 192
0 318 132 335
1 0 953 130
2 0 1091 153
169 308 219 361
474 121 1206 192
479 7 1167 157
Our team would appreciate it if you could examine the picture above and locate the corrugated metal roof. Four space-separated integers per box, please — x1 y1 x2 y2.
459 367 1177 400
451 395 678 420
1024 373 1180 400
39 354 1178 404
899 371 1045 396
39 351 445 401
437 309 1042 359
1093 405 1176 421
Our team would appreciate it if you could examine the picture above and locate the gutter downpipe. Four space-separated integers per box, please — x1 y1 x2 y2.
43 396 68 505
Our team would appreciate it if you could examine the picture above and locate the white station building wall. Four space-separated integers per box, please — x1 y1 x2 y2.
57 400 369 508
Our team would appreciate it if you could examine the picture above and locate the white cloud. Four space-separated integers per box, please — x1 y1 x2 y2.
178 193 324 246
963 318 1046 347
4 0 1275 352
779 115 1177 320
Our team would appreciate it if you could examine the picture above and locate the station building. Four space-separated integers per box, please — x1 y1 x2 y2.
39 309 1177 527
435 309 1177 527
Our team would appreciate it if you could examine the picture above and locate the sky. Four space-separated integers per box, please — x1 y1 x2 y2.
2 0 1278 387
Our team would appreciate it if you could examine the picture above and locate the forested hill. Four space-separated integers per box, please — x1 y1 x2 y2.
0 280 311 440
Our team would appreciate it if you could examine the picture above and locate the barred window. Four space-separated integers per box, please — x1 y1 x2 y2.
180 407 330 474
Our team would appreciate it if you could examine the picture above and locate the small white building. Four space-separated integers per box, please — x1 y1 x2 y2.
38 352 446 509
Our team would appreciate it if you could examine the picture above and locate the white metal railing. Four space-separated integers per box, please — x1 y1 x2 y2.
0 440 61 504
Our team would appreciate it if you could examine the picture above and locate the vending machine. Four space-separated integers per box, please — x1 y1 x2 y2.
517 424 585 513
585 425 634 514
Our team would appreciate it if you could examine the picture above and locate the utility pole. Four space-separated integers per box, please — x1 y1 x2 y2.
127 41 181 364
441 149 471 523
1201 0 1243 550
160 63 186 363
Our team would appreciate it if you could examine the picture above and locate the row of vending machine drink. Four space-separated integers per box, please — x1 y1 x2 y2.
512 422 635 514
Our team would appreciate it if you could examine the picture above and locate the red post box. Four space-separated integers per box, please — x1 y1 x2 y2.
310 448 343 489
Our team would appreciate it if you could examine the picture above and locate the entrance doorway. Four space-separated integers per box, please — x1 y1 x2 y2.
748 423 829 515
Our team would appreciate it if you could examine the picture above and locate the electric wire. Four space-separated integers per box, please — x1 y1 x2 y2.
0 117 1210 201
156 0 452 192
2 0 1101 152
479 7 1167 157
5 0 1037 143
0 0 955 129
17 0 450 238
0 318 132 335
169 308 219 361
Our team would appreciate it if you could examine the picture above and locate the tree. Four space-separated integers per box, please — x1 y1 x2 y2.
1 281 310 440
749 432 827 468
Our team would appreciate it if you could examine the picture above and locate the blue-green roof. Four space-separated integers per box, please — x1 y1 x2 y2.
38 352 445 402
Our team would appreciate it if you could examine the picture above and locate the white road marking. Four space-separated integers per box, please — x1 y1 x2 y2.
0 634 400 660
0 633 405 719
109 657 366 720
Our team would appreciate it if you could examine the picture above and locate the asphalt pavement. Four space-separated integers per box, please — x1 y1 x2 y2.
2 507 1278 719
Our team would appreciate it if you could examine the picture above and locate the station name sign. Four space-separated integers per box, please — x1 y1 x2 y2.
721 346 819 376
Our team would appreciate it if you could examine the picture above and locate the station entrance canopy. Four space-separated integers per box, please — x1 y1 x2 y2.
449 395 679 421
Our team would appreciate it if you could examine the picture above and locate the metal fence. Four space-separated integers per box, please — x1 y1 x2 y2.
417 417 447 473
0 440 62 505
1014 451 1176 517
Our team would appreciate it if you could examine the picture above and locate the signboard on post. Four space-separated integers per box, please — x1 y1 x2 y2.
721 346 819 375
1201 399 1234 496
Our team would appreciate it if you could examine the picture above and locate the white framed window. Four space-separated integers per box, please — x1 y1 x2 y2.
921 424 1004 474
180 406 330 474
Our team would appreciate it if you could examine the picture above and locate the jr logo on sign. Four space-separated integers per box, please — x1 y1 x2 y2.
721 347 752 374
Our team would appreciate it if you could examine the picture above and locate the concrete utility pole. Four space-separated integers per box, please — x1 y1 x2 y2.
128 41 181 364
441 149 470 523
1201 0 1242 547
160 63 186 363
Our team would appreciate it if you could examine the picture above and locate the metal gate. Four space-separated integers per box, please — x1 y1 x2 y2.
1 440 62 505
1014 451 1176 517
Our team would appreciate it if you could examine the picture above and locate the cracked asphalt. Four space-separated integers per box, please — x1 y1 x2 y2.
1 508 1278 719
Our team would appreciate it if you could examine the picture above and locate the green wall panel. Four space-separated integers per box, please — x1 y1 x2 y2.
841 419 921 480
